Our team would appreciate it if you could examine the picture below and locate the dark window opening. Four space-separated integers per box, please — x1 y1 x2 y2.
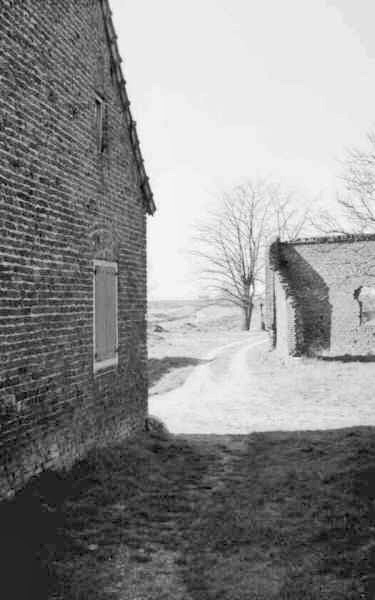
354 286 375 324
95 95 105 153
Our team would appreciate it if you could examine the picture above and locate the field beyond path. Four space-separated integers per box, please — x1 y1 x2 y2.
150 336 375 434
149 299 375 434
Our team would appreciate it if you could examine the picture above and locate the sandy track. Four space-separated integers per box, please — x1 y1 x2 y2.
149 334 268 433
149 334 375 434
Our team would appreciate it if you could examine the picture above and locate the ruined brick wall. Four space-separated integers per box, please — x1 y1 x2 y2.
264 240 276 342
270 235 375 356
0 0 149 498
265 239 304 355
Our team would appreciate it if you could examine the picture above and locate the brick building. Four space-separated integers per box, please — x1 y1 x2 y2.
265 235 375 357
0 0 155 499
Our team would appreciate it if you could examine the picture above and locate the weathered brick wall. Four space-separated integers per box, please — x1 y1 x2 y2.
264 240 276 343
278 244 331 355
0 0 149 498
270 236 375 356
265 239 304 355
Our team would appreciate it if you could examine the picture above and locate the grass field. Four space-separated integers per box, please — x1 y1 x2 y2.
1 426 375 599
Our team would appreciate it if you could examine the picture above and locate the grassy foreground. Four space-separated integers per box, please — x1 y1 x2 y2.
1 426 375 599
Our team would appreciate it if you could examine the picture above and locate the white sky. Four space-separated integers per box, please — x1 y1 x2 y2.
110 0 375 299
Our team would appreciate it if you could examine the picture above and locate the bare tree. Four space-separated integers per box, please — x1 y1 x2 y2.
338 131 375 232
309 196 349 235
192 179 309 330
310 131 375 235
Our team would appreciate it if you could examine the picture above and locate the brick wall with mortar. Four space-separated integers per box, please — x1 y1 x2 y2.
266 235 375 356
264 239 277 345
265 239 303 355
0 0 154 499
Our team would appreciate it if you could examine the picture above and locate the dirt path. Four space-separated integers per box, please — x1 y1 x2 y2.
149 335 375 434
149 333 268 433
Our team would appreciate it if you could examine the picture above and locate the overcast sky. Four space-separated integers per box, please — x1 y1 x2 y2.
111 0 375 299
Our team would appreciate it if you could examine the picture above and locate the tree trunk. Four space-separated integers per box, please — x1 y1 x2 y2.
242 301 253 331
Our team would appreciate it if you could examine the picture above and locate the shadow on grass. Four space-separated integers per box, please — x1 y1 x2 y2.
317 354 375 363
148 356 208 386
2 426 375 599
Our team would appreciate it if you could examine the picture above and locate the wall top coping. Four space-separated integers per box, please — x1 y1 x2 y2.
280 233 375 246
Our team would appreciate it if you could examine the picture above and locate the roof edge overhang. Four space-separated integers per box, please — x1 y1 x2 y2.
101 0 156 215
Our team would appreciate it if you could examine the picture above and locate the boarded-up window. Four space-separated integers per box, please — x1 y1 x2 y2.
94 260 118 372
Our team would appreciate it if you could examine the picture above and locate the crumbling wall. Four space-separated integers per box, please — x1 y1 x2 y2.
0 0 148 499
264 240 277 344
268 235 375 357
265 239 303 355
278 244 331 355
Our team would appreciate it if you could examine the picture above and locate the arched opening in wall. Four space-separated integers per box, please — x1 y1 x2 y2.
354 286 375 324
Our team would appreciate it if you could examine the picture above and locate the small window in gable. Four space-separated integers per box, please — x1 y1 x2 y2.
93 260 118 373
95 94 106 153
